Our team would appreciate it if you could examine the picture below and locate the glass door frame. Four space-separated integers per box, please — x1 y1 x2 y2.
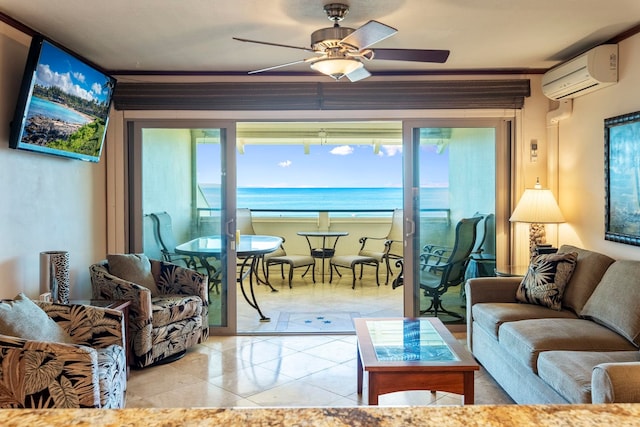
123 114 515 332
401 118 513 317
127 119 238 335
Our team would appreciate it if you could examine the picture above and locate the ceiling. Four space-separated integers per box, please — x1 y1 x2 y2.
1 0 640 79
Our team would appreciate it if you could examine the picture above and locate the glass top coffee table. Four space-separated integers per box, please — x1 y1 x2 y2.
354 317 479 405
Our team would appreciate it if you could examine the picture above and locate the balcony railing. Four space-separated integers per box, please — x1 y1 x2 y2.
194 208 453 257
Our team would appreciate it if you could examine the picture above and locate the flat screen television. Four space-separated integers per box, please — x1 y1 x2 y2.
9 36 116 162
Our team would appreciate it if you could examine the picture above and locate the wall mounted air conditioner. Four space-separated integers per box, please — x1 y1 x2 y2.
542 44 618 100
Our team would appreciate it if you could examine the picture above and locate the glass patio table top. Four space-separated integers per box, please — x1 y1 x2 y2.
176 234 282 257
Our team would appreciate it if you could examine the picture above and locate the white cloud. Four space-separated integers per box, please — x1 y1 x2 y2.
383 145 402 156
278 160 292 167
73 71 86 83
91 82 103 95
36 64 96 102
330 145 354 155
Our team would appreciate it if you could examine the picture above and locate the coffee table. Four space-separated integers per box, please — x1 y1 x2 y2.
355 317 479 405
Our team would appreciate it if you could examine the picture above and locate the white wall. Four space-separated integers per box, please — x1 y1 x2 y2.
142 128 193 242
558 32 640 260
0 23 108 300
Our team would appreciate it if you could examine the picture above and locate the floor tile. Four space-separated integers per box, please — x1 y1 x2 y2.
125 268 514 409
246 380 345 407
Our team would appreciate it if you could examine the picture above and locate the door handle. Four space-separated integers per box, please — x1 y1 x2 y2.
405 217 415 238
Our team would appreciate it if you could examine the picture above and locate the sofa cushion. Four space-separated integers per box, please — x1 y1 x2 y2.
0 293 73 343
498 318 636 373
559 245 615 314
537 350 640 404
151 294 203 328
107 253 159 296
516 252 578 310
581 260 640 347
472 302 577 339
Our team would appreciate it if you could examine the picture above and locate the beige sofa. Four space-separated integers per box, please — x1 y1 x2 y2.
466 244 640 404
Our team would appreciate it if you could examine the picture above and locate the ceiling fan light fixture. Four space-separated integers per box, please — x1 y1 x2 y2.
310 57 363 80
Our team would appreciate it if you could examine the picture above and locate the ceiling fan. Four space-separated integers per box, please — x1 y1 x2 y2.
233 3 450 82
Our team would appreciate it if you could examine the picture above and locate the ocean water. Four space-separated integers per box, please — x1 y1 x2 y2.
200 186 449 215
27 96 90 125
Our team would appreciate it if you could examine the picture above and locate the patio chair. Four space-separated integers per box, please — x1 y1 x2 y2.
149 212 197 269
264 238 316 288
150 211 221 293
330 253 380 289
237 208 256 235
467 212 497 278
419 215 482 319
353 208 403 285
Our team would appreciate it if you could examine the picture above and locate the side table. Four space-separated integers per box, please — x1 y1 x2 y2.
297 231 349 282
494 265 528 277
71 299 132 377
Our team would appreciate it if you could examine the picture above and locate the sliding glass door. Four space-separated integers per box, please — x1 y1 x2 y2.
129 120 237 334
127 117 512 333
402 120 511 318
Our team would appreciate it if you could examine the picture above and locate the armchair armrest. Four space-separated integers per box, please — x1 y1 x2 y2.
0 335 101 408
36 302 125 349
421 244 451 267
384 239 403 256
359 235 387 251
89 263 153 326
592 362 640 403
152 260 208 304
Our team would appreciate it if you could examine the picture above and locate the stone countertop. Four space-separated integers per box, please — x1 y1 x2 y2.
3 404 640 427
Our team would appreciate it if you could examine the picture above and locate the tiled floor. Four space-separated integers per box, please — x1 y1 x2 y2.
125 333 514 408
125 267 514 408
235 263 464 333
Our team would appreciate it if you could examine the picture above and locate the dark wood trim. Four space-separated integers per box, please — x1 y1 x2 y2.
607 23 640 44
110 68 547 77
0 12 38 37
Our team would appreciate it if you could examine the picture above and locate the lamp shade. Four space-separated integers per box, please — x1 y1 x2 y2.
310 58 363 80
509 184 565 224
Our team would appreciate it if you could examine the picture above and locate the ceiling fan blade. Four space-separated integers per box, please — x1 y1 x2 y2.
371 48 450 63
233 37 315 53
340 20 397 50
346 66 371 82
248 59 311 74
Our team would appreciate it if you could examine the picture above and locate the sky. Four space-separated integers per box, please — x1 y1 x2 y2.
198 142 449 188
34 40 114 104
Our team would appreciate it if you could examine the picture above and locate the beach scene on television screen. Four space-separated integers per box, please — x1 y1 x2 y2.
21 41 113 158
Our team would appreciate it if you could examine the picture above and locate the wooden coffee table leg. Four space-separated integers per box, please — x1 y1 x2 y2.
357 345 363 394
368 373 379 405
463 372 475 404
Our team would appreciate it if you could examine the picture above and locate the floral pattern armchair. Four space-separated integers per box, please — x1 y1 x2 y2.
89 259 209 368
0 302 126 408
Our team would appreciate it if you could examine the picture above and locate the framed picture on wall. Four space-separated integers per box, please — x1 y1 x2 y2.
605 111 640 246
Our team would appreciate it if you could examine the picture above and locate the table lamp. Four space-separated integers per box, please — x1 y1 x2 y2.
509 179 565 257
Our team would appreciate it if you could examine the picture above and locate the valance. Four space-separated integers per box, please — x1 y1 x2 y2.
113 79 530 111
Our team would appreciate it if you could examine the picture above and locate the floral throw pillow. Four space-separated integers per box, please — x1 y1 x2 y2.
516 251 578 310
